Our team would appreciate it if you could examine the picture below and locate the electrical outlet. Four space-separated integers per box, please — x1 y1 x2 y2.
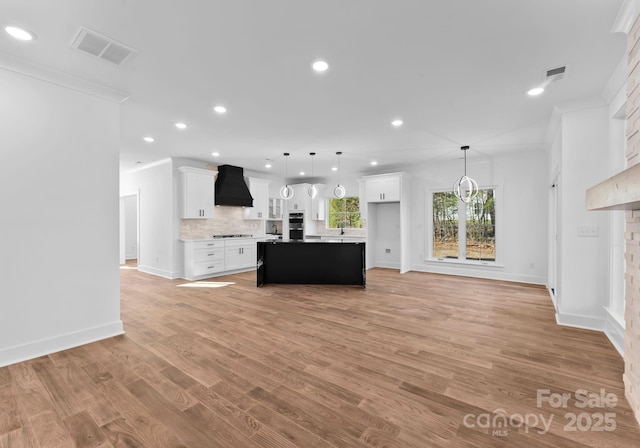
385 248 391 253
529 262 535 269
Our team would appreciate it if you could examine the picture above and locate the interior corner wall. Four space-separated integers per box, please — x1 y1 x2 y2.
0 69 123 367
121 159 175 278
556 106 612 330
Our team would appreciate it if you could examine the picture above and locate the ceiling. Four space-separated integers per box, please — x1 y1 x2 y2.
0 0 626 179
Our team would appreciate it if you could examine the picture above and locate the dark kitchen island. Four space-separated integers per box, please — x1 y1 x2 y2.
256 240 366 287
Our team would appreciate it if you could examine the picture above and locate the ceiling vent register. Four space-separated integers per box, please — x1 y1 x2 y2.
545 65 567 82
70 27 137 66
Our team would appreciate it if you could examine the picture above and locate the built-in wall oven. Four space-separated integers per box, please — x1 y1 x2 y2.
289 212 304 240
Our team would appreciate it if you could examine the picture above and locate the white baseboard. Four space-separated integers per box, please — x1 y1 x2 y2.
555 312 605 332
0 320 124 368
138 264 177 279
410 264 545 285
604 308 625 356
547 287 558 312
373 262 401 270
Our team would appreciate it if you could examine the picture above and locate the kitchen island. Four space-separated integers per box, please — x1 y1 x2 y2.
256 240 365 287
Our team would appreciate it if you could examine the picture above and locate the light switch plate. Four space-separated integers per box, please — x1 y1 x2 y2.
577 226 599 237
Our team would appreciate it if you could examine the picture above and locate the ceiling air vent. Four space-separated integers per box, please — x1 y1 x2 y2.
545 65 567 82
70 27 137 66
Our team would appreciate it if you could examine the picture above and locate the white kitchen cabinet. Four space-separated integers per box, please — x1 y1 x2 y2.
178 167 217 218
365 174 401 203
310 184 326 221
244 177 270 220
269 197 283 219
289 183 311 212
224 238 256 271
183 240 225 280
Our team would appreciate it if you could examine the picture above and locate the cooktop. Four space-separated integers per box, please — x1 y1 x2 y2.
211 234 253 238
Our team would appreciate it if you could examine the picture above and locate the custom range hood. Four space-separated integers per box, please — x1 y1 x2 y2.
214 164 254 207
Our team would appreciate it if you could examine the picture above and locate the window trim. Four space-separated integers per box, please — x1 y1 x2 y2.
426 184 501 265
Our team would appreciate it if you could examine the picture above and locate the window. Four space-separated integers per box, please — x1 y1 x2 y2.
327 197 363 229
432 188 495 262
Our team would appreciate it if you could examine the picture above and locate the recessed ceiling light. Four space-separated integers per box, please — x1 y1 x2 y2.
265 163 272 169
527 87 545 96
371 161 378 166
391 119 403 127
331 167 338 171
175 122 187 129
5 26 34 41
211 152 220 157
213 105 227 114
299 171 305 176
135 161 142 165
143 136 154 143
312 60 329 72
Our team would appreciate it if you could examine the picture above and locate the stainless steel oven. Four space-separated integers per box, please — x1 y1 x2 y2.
289 212 304 240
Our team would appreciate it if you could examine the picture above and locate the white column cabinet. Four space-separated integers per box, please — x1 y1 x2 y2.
244 177 270 220
178 167 217 219
289 184 311 211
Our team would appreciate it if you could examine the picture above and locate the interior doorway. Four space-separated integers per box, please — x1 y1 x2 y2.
119 193 139 266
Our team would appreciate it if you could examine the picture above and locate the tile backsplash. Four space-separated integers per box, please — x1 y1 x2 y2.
180 206 262 239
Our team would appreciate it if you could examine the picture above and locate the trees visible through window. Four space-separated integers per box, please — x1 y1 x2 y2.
432 189 495 261
328 197 363 229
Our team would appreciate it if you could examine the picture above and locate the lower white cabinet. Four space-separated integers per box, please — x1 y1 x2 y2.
224 239 256 271
183 240 225 279
183 238 257 280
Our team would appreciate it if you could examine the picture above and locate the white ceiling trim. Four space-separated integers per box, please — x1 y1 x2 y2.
0 51 129 103
611 0 640 34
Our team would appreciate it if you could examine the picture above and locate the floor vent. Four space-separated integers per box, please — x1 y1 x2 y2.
70 27 137 66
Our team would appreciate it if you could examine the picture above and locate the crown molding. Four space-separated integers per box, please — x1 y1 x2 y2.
612 0 640 34
0 51 129 103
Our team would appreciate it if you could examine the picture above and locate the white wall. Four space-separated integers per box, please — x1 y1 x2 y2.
550 106 613 331
373 203 401 268
0 69 123 367
121 159 176 278
123 195 138 259
405 151 548 284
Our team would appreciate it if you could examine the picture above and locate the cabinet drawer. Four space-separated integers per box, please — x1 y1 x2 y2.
193 240 224 250
194 248 224 262
193 260 225 277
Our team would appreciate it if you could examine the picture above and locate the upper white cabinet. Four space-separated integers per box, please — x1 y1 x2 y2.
269 197 283 220
289 183 312 212
244 177 270 220
365 174 401 203
178 167 217 219
310 184 326 221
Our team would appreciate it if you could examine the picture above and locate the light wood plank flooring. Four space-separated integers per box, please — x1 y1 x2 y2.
1 263 639 447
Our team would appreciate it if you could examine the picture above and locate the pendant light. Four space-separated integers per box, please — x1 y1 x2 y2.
279 153 294 200
307 152 318 198
453 145 478 203
333 151 346 198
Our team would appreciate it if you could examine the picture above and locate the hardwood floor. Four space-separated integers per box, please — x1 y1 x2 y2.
1 263 639 447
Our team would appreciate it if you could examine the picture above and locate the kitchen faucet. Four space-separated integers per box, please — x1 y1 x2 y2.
272 224 278 234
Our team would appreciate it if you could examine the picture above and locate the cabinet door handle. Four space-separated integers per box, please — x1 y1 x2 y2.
208 253 215 256
208 265 215 269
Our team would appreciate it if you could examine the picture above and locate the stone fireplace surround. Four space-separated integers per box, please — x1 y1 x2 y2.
586 3 640 426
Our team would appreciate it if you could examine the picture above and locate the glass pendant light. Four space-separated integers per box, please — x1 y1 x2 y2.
307 152 318 198
333 151 346 198
279 153 294 200
453 145 478 203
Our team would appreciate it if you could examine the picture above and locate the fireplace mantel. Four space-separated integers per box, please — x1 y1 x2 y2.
586 163 640 211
